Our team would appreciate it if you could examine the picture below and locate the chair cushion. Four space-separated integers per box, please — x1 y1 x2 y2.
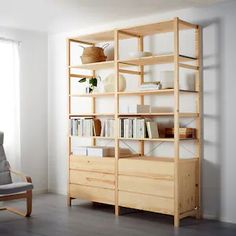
0 159 12 185
0 182 33 195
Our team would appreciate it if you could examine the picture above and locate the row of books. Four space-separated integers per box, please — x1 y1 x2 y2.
100 119 115 137
71 118 101 137
70 118 115 138
119 118 159 139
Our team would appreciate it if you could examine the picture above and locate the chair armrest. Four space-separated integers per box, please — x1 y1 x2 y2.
10 169 32 183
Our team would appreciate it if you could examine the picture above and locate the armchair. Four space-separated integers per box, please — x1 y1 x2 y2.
0 131 33 217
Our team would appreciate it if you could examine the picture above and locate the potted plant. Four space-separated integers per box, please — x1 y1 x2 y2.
78 76 101 94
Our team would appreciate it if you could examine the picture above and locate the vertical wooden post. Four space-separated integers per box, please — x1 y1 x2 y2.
67 38 72 206
114 30 120 216
92 68 96 146
138 36 144 156
173 17 180 227
195 26 202 219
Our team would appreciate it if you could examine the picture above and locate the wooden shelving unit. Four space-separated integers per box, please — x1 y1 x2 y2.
67 17 202 227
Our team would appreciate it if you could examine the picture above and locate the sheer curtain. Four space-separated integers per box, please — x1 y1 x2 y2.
0 39 21 170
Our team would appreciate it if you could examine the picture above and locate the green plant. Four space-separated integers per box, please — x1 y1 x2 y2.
78 76 100 93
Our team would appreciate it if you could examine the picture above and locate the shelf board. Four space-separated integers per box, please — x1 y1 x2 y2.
119 137 197 142
120 156 199 162
118 113 199 117
70 135 114 140
69 60 114 70
69 113 114 117
118 89 197 96
70 19 198 43
68 54 196 70
119 54 196 67
70 92 114 97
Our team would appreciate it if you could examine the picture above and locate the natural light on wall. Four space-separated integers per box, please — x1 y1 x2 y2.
0 39 21 170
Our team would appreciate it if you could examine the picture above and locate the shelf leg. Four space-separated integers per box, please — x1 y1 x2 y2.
174 214 180 227
115 205 120 216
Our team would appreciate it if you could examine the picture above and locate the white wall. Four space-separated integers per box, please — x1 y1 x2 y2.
0 27 48 193
48 1 236 223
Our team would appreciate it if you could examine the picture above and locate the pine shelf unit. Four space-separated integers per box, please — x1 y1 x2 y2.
67 17 202 227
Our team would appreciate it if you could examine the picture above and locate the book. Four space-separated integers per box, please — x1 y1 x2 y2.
146 121 159 139
93 119 101 136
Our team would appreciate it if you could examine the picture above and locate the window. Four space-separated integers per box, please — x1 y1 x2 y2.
0 39 20 169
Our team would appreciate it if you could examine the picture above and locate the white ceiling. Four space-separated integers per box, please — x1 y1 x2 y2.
0 0 230 33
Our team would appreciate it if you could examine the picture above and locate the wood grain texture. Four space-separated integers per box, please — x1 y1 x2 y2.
118 175 174 198
70 156 115 174
70 184 114 205
119 191 174 215
70 170 115 189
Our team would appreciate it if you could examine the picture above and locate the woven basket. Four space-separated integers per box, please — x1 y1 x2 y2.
80 44 108 64
81 55 107 64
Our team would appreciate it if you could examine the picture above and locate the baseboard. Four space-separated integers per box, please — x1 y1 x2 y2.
33 189 48 195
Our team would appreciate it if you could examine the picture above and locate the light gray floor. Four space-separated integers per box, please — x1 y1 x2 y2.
0 193 236 236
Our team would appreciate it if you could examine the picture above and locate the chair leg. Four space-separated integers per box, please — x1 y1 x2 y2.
6 190 32 217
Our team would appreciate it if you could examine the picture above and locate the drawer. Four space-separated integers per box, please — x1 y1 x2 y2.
119 158 174 180
119 191 174 215
70 155 115 174
70 184 114 205
118 175 174 198
70 170 115 189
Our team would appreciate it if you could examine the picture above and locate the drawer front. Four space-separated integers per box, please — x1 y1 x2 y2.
70 184 114 205
119 191 174 215
119 159 174 180
118 175 174 198
70 156 115 174
70 170 115 189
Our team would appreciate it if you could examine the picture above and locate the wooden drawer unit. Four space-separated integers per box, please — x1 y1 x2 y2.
70 170 115 189
119 158 174 180
70 184 114 205
119 191 174 215
118 175 174 198
70 155 115 174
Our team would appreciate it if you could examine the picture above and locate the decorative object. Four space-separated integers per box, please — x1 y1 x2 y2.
80 43 109 64
78 76 101 94
129 51 152 58
160 71 174 89
139 81 161 91
101 73 126 92
180 73 195 91
165 128 196 138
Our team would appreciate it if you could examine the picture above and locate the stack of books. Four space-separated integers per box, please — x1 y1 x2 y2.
119 118 159 139
70 118 101 136
100 119 115 138
139 82 161 91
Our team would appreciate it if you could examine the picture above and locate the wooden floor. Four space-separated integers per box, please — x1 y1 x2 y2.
0 193 236 236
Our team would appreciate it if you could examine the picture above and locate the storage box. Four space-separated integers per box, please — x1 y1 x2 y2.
165 128 196 138
150 106 173 113
87 146 132 158
127 104 150 113
87 146 113 157
73 146 87 156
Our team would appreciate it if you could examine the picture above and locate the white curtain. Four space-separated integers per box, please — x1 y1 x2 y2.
0 39 21 170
